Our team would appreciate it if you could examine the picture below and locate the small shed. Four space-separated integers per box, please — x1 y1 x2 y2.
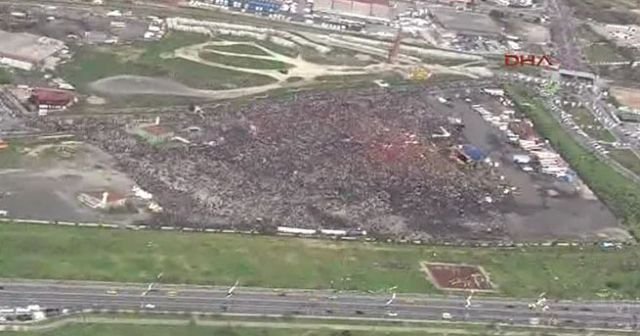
513 154 532 164
461 144 487 162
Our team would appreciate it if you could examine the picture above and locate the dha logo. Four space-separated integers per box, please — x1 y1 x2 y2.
504 54 554 67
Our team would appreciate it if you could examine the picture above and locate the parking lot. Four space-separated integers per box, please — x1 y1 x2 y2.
449 93 624 240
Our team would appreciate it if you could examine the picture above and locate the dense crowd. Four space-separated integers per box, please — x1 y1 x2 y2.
32 88 510 240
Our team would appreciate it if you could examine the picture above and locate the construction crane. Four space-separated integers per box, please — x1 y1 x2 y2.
387 28 403 64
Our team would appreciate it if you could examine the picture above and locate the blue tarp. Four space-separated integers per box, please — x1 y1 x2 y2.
560 169 577 183
461 144 486 162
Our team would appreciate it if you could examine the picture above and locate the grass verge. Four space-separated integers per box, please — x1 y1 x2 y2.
1 222 640 299
0 67 13 84
4 314 628 336
585 43 627 63
0 141 23 169
0 319 596 336
609 149 640 176
568 107 616 142
505 84 640 236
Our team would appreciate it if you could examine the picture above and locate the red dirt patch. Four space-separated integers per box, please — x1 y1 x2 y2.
421 261 495 292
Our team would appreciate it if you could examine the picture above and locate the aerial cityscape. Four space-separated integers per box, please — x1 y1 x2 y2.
1 0 640 335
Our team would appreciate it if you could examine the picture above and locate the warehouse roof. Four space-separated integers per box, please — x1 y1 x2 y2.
353 0 389 5
429 7 500 36
31 88 75 105
0 30 65 64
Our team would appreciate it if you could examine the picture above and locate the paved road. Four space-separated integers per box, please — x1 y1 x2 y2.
0 280 639 331
547 0 586 71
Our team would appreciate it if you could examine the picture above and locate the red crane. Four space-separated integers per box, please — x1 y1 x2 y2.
387 28 403 64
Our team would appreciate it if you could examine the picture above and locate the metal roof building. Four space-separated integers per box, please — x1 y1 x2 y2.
313 0 393 20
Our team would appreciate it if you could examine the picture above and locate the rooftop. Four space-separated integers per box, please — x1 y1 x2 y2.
353 0 389 6
0 30 65 63
31 88 75 104
81 190 127 203
429 7 501 36
141 124 172 136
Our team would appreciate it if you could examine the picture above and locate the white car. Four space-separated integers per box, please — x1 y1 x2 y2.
442 312 452 320
386 312 398 317
143 304 156 309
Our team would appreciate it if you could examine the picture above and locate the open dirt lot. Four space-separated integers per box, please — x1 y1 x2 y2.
0 142 148 224
610 86 640 109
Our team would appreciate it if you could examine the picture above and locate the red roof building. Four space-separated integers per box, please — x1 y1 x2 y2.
30 88 76 108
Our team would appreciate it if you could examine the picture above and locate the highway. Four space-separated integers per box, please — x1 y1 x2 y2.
0 280 639 331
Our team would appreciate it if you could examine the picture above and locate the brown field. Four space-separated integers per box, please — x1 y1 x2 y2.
610 86 640 109
421 261 495 292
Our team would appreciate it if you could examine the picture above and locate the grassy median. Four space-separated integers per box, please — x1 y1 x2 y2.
0 324 439 336
1 223 640 299
1 321 601 336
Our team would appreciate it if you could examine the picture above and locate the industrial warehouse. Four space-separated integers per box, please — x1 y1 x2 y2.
313 0 393 20
0 30 66 71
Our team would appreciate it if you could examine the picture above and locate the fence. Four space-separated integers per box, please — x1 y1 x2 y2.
0 217 624 249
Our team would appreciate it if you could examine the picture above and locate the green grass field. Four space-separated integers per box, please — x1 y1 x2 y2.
301 47 382 66
609 149 640 176
58 32 276 92
585 43 627 63
1 222 640 299
199 51 292 70
0 142 22 169
0 324 442 336
0 67 13 84
506 85 640 237
204 43 270 56
568 107 617 142
0 321 586 336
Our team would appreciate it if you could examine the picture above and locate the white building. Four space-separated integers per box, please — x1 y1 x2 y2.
0 30 66 71
78 191 128 210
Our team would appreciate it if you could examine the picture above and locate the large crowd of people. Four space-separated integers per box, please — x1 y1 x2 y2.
31 87 510 240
